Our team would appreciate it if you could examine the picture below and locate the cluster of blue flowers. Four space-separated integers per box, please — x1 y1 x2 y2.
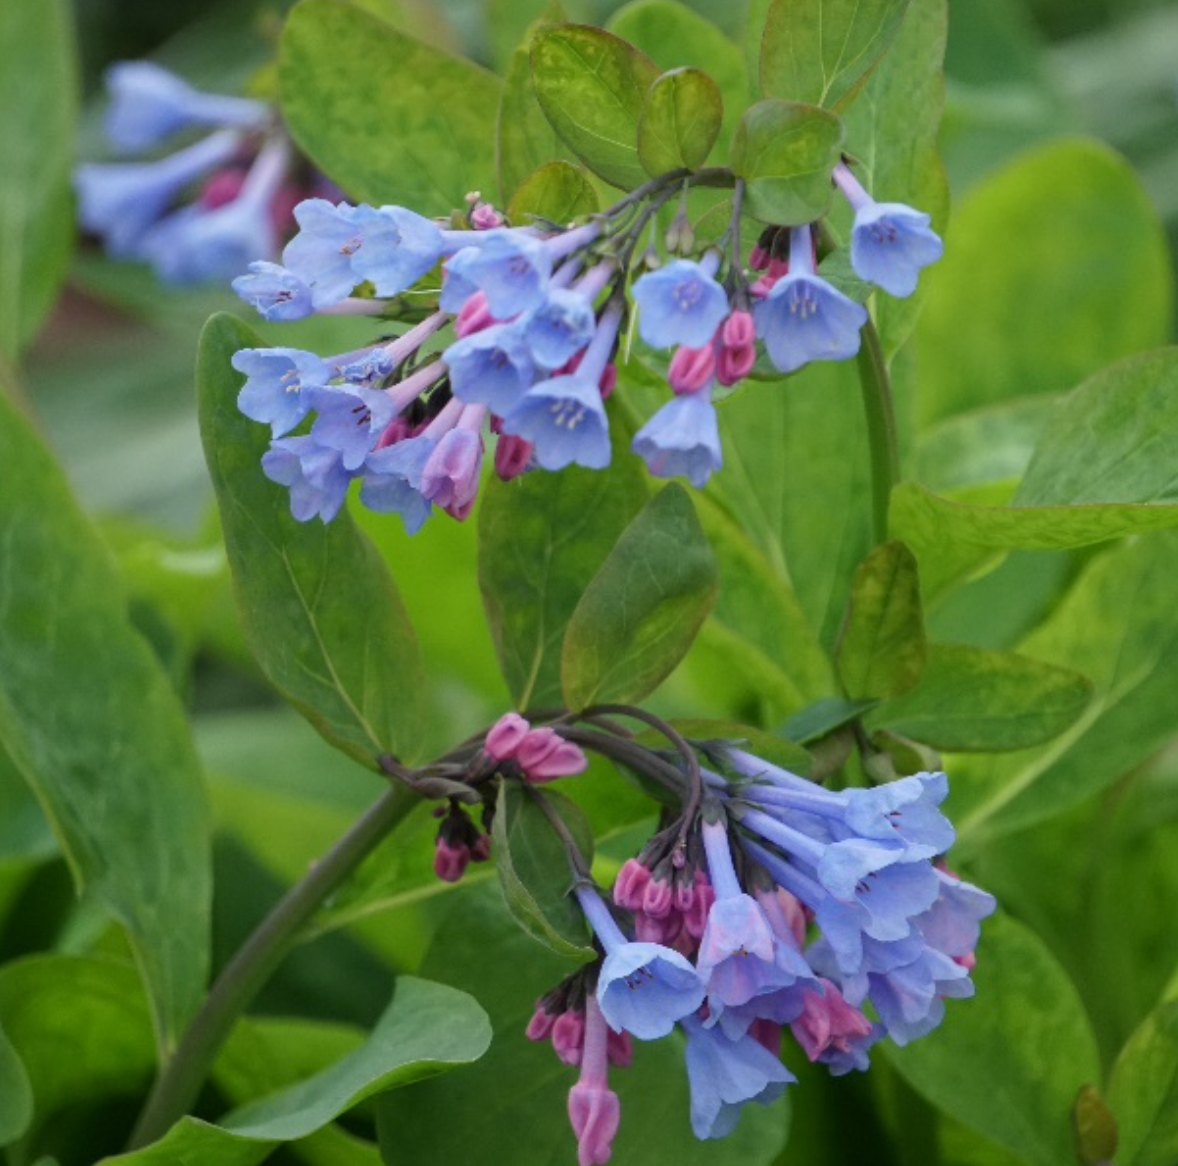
227 161 942 529
75 62 325 284
535 745 992 1160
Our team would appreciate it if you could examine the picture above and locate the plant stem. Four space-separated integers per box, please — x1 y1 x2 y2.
127 785 419 1149
855 318 901 545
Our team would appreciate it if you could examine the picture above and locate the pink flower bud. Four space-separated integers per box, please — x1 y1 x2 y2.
434 837 470 883
791 980 874 1064
494 433 534 480
553 1008 586 1066
635 910 679 945
471 202 506 230
751 257 790 300
722 309 756 349
749 244 771 271
749 1018 783 1055
375 415 415 451
269 185 303 236
199 167 246 209
518 729 589 783
599 362 618 399
526 1002 558 1041
717 344 757 386
568 1082 621 1166
485 712 530 762
606 1029 633 1068
454 289 495 337
471 833 493 862
642 876 675 919
683 871 715 939
667 343 717 395
613 859 652 910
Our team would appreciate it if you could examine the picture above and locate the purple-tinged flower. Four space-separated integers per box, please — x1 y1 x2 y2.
753 225 868 374
419 405 486 513
833 163 944 298
631 252 729 349
524 261 615 370
632 384 722 489
360 438 434 535
139 137 290 283
232 261 314 321
76 128 241 256
350 206 447 295
485 712 531 762
262 436 354 523
915 867 997 960
445 232 553 319
501 301 622 471
790 979 882 1076
575 886 704 1041
681 1014 795 1141
103 61 268 154
446 324 536 414
567 995 621 1166
232 346 332 436
859 942 974 1046
308 385 401 470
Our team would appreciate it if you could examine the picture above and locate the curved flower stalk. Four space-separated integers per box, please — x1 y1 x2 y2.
226 156 942 524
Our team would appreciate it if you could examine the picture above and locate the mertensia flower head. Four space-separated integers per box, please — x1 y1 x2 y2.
227 155 941 529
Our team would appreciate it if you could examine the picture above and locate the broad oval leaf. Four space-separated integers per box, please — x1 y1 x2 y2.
607 0 748 158
1108 999 1178 1166
638 68 723 176
101 978 491 1165
729 99 845 224
836 541 927 700
280 0 502 213
0 389 211 1052
760 0 910 111
530 24 660 189
479 424 649 711
868 642 1093 752
0 0 74 358
0 1017 31 1145
887 913 1101 1166
492 783 595 961
507 160 599 226
561 485 719 711
915 139 1173 426
197 313 429 766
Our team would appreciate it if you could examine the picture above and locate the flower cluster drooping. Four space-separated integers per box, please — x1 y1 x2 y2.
228 160 942 528
522 742 993 1160
75 62 326 284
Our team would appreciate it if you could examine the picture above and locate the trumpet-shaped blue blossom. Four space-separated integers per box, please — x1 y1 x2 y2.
360 439 435 535
632 253 729 349
104 61 268 154
232 261 315 321
525 288 598 369
76 129 241 256
834 163 944 298
632 384 722 489
915 868 997 961
308 385 401 470
682 1015 795 1140
262 436 353 523
754 225 868 374
446 324 536 413
445 232 554 319
232 346 332 437
576 885 705 1041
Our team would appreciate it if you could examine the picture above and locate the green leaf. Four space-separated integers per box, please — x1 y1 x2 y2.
197 313 429 766
729 99 845 224
497 3 568 202
690 494 833 724
1109 1000 1178 1166
562 485 719 710
867 642 1092 751
100 978 491 1165
836 541 927 700
0 1017 31 1145
478 424 649 710
657 720 814 776
638 68 722 175
887 914 1101 1166
0 0 74 357
280 0 502 213
951 533 1178 848
915 139 1173 426
0 390 211 1052
507 160 599 225
760 0 910 111
781 697 880 743
840 0 949 356
530 24 661 189
376 883 789 1166
0 956 157 1147
608 0 748 156
493 783 595 961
